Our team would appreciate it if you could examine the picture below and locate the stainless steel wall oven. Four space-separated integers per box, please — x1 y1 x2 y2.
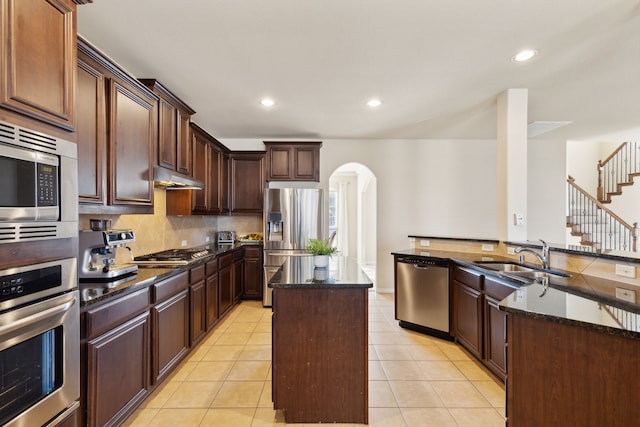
0 120 77 243
0 257 80 427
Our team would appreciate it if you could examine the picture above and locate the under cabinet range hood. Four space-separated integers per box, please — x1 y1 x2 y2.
153 167 205 190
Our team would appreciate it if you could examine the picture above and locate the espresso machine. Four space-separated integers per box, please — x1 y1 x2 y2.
79 229 138 280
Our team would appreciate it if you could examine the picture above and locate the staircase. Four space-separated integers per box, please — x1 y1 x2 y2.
597 141 640 203
566 176 638 252
566 141 639 252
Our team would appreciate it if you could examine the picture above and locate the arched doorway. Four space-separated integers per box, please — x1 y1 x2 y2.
329 163 377 286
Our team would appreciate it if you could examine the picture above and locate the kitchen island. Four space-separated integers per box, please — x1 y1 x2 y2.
269 256 373 424
500 282 640 427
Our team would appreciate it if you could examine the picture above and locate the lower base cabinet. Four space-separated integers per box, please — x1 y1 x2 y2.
86 312 150 427
189 265 207 346
219 253 234 316
83 287 151 427
152 282 189 384
233 249 244 303
451 267 483 359
205 260 220 329
243 246 263 300
507 313 640 426
451 265 514 382
81 256 246 426
272 288 368 423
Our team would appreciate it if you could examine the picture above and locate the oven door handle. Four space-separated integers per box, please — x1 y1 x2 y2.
0 295 76 336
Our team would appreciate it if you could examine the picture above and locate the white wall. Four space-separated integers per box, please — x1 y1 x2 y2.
527 138 567 244
319 139 497 292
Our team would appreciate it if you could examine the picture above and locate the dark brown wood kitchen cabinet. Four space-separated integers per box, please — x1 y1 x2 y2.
0 0 77 134
76 56 106 204
77 37 157 214
205 259 220 329
272 287 368 423
233 248 244 303
229 151 265 214
243 245 263 300
165 123 229 215
451 266 483 360
265 142 322 181
189 264 207 346
507 312 640 426
450 264 514 382
483 275 515 382
140 79 195 176
151 271 189 385
218 252 234 317
83 288 151 427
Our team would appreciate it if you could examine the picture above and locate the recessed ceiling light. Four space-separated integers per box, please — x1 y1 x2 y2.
260 98 275 107
512 49 537 62
366 99 381 108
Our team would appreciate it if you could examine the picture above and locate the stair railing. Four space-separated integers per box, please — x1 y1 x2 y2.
567 175 638 252
597 141 640 202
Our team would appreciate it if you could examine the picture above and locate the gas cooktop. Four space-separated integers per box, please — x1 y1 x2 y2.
134 248 212 266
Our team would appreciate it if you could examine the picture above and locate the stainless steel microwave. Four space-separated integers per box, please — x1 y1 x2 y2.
0 120 77 243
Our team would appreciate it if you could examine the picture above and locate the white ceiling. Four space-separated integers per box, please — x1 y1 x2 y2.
77 0 640 141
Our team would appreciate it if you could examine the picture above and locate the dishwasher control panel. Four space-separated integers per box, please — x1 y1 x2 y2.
396 255 449 268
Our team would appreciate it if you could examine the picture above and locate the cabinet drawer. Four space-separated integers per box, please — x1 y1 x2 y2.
190 264 205 283
233 249 244 261
484 276 518 300
452 266 483 291
154 271 189 302
219 253 233 269
206 259 218 275
84 287 150 339
244 246 261 258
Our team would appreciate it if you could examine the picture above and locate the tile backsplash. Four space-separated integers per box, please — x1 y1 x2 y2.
80 189 262 261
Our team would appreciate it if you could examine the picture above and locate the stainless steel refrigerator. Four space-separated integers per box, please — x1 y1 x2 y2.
263 188 324 306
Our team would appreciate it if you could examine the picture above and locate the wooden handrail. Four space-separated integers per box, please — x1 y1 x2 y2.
568 175 636 231
598 142 627 168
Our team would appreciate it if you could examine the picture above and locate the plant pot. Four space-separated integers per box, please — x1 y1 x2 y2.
313 255 329 268
313 267 328 281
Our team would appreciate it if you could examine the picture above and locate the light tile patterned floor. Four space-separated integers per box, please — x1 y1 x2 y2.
123 292 505 426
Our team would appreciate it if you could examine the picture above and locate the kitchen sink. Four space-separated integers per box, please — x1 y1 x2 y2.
474 261 534 272
502 269 571 284
474 261 572 284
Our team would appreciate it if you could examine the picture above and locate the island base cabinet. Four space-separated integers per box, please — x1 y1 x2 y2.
86 312 150 427
507 314 640 426
272 288 368 424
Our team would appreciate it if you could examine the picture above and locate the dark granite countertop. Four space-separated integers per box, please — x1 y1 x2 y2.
391 248 640 338
500 282 640 339
408 235 640 263
79 242 255 307
268 256 373 289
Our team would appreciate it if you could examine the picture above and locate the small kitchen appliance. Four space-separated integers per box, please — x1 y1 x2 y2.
79 229 138 280
217 231 235 244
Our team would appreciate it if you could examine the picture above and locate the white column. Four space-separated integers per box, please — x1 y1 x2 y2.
496 89 528 242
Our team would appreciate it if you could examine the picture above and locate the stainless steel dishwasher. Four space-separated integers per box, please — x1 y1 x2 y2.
395 255 452 340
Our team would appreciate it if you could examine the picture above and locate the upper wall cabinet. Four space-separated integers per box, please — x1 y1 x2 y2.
0 0 77 133
139 79 195 177
265 142 322 182
77 37 158 214
229 152 265 214
166 123 229 216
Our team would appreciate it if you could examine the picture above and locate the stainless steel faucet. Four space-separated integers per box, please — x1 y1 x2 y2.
515 239 550 269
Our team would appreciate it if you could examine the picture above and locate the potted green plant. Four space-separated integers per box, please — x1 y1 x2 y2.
306 238 337 268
